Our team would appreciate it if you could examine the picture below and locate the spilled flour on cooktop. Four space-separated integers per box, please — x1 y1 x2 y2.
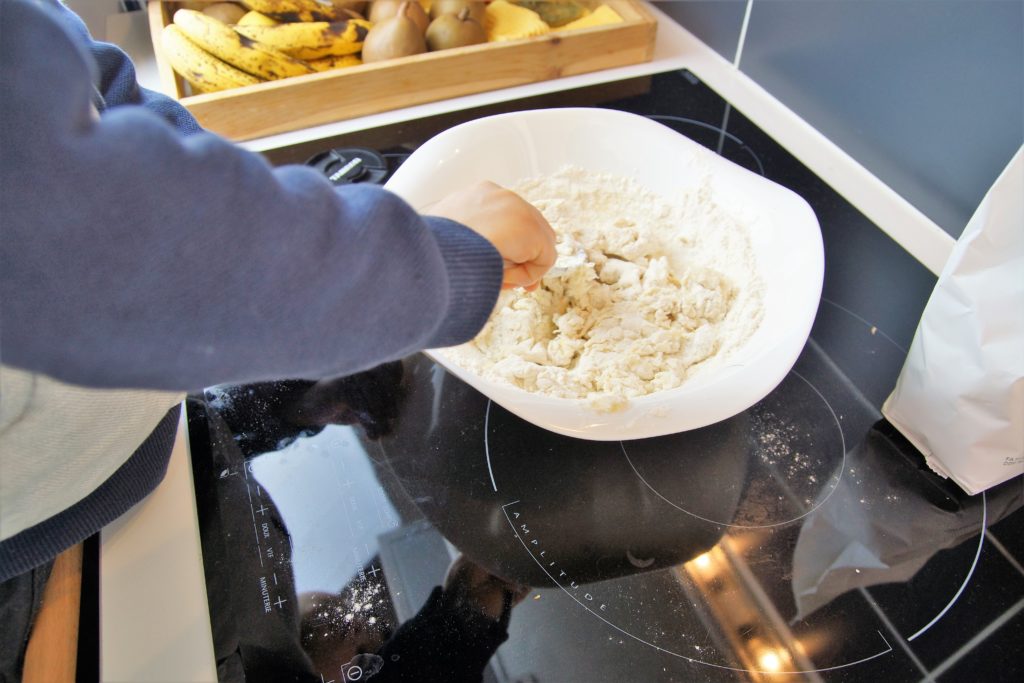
448 165 765 412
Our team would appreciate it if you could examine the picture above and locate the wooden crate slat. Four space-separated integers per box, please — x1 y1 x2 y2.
149 0 657 141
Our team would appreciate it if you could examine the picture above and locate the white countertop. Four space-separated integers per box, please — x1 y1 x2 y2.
98 4 957 680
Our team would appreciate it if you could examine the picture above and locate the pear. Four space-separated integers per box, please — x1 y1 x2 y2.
201 2 246 24
369 0 430 34
425 7 487 51
429 0 486 25
361 3 428 62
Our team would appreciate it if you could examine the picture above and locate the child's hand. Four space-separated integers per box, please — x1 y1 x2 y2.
427 181 557 291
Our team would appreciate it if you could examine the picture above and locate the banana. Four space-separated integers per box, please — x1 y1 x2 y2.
240 1 358 23
236 10 280 26
173 9 314 80
160 24 262 93
307 54 362 72
234 19 371 60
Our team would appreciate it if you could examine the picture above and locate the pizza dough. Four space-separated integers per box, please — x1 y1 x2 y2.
448 165 765 411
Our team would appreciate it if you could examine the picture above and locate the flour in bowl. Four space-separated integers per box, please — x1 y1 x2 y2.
448 165 765 411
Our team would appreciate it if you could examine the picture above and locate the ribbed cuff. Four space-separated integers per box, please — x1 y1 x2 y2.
421 216 503 349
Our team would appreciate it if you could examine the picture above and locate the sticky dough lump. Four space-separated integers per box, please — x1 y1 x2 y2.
447 166 764 411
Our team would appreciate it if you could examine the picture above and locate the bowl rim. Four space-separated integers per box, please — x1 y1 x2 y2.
385 107 824 440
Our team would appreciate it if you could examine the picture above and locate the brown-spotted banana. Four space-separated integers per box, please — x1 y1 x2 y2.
239 0 357 23
307 54 362 72
173 9 314 80
234 19 372 60
160 24 263 93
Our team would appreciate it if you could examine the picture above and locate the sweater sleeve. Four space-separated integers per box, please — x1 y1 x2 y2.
42 0 202 133
0 0 502 392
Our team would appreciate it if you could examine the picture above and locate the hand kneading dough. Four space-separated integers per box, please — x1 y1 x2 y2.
448 165 765 411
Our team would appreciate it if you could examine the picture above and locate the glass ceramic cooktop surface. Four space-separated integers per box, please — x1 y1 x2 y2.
184 70 1022 683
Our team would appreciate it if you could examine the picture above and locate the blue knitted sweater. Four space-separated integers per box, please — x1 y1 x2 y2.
0 0 502 580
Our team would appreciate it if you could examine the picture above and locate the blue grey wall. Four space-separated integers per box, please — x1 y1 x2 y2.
654 0 1024 238
654 0 749 60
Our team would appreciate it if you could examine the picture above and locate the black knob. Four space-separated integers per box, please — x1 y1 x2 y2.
305 147 390 186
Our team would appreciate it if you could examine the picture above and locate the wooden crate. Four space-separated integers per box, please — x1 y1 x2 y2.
148 1 657 141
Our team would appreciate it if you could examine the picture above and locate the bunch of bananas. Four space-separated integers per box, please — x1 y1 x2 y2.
160 1 372 94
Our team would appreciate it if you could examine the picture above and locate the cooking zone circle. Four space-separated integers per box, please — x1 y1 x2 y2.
480 323 986 675
620 371 845 528
645 114 766 176
485 394 987 675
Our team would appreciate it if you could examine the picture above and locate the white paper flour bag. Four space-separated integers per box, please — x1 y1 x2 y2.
882 147 1024 495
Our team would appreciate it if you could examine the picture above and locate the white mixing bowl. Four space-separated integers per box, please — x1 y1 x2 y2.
385 108 824 440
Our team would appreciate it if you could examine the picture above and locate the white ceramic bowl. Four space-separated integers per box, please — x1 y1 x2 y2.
385 108 823 441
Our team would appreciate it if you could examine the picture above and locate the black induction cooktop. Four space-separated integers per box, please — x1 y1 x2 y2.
183 69 1024 683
